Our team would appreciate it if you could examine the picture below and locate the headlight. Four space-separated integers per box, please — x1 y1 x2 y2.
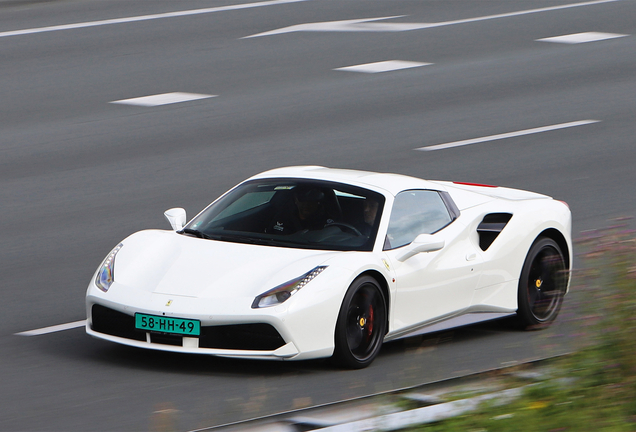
95 244 123 292
252 266 327 309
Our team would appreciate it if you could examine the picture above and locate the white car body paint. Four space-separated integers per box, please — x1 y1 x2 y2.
86 166 572 362
384 217 485 334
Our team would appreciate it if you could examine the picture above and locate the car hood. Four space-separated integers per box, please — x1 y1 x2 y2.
112 230 339 299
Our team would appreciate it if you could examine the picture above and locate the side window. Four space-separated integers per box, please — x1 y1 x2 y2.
384 190 452 250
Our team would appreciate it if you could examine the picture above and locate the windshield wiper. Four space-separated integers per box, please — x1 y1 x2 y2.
179 228 213 240
212 234 277 246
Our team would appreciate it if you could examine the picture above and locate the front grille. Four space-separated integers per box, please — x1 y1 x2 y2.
91 304 146 341
91 305 286 351
150 333 182 346
199 324 285 351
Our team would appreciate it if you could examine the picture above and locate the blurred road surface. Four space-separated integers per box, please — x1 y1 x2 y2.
0 0 634 430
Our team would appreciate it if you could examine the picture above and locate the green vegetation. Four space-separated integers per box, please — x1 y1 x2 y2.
411 222 636 431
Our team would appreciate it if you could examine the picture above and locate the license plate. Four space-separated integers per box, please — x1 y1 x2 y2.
135 313 200 336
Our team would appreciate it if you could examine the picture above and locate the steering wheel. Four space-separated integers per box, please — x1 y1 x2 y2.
325 222 362 236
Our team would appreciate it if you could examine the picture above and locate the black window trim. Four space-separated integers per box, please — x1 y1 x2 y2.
439 190 461 221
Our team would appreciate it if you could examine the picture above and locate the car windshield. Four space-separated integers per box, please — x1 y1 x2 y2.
184 179 385 251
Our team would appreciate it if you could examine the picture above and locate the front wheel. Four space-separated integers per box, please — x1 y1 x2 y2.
516 237 567 329
333 276 387 369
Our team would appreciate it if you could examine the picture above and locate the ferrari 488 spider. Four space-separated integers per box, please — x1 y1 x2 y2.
86 166 571 368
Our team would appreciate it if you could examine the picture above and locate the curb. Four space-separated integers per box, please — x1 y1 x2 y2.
200 358 560 432
314 386 526 432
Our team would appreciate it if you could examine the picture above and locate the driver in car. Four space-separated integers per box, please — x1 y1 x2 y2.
268 188 334 234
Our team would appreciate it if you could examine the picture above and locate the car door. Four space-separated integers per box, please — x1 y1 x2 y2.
382 190 483 335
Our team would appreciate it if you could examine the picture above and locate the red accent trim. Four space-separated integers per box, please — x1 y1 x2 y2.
453 181 498 188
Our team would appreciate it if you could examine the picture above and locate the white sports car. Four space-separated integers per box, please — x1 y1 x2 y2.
86 166 571 368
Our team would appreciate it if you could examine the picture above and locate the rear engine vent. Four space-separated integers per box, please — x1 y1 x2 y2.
477 213 512 251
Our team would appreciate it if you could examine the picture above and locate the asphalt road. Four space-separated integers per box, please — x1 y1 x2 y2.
1 0 635 430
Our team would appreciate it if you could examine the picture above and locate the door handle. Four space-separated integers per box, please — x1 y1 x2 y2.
466 252 477 261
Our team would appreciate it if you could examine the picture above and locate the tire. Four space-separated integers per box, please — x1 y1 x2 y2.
516 237 567 329
333 276 387 369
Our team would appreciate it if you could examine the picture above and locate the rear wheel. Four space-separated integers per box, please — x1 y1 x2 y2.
333 276 387 369
516 237 567 329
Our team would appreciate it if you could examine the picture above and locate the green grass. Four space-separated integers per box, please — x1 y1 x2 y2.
410 221 636 432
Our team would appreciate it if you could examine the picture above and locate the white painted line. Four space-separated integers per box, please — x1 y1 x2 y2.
244 16 427 38
110 92 216 107
335 60 432 74
0 0 307 39
416 120 600 151
416 0 623 29
15 320 86 336
537 32 629 44
244 0 621 38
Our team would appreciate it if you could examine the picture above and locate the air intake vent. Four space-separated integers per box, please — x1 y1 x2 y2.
199 324 286 351
91 304 146 341
477 213 512 251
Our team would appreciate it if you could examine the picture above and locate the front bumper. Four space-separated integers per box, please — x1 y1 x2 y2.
87 303 299 359
86 322 300 360
86 279 342 361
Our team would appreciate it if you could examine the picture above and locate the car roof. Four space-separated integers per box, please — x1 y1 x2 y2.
248 166 443 196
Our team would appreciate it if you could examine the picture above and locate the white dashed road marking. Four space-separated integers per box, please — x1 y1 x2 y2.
243 16 430 38
537 32 629 44
244 0 621 38
0 0 308 39
415 120 600 151
335 60 432 74
110 92 216 107
15 320 86 336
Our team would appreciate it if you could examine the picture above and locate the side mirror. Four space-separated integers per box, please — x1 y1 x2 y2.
397 234 445 262
164 208 186 231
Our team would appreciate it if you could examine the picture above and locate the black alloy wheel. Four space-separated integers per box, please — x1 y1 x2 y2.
333 276 387 369
517 237 567 329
